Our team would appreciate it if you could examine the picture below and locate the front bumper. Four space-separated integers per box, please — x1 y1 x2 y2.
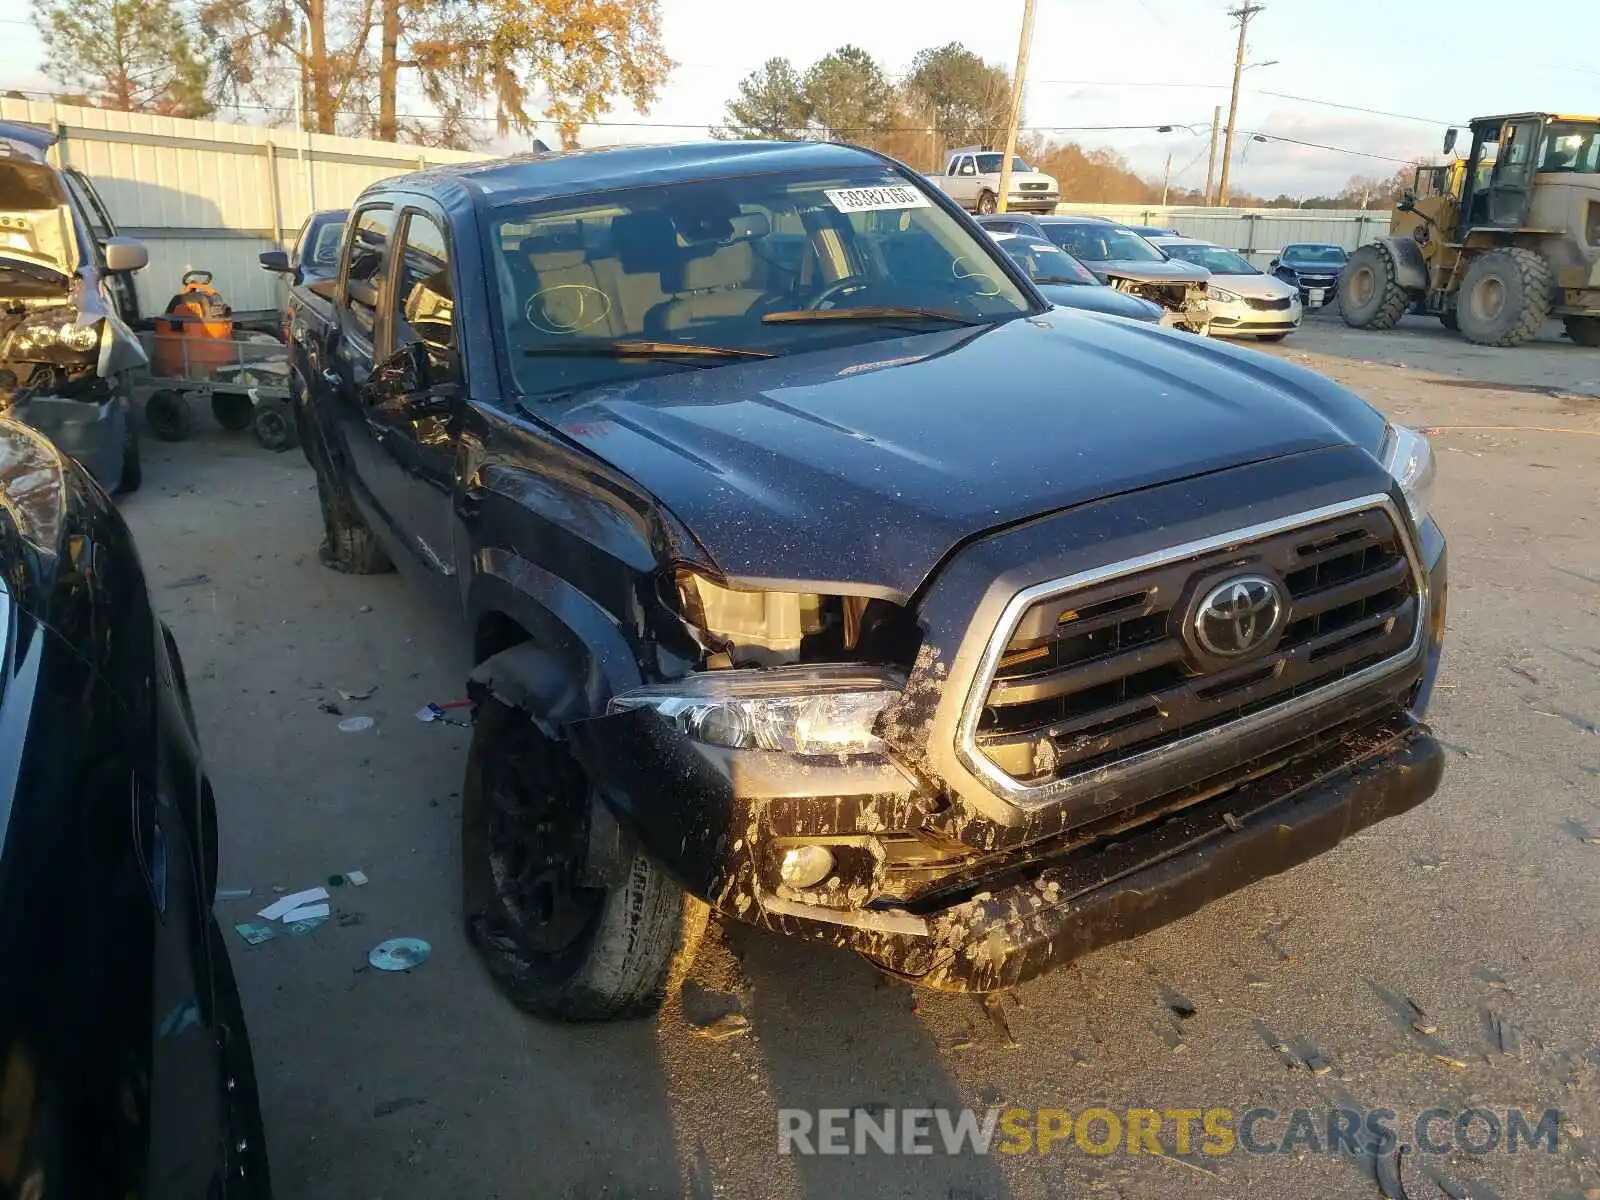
564 492 1447 993
1208 296 1304 335
1 390 125 489
1007 193 1059 213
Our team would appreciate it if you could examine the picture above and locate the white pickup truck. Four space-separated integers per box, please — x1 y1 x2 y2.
926 147 1060 215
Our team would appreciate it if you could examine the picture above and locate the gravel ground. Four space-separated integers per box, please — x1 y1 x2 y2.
120 327 1600 1200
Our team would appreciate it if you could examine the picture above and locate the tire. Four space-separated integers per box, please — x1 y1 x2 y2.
115 406 141 494
145 390 193 441
976 190 997 215
306 430 392 574
1338 244 1411 331
1457 248 1553 347
211 392 254 431
1564 315 1600 347
252 397 299 452
462 694 689 1021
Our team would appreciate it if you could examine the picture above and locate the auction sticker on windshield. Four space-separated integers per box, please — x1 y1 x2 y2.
825 186 931 213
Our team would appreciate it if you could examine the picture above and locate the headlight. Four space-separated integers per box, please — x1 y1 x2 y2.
1 314 103 359
1379 423 1436 525
609 665 902 756
1207 286 1241 303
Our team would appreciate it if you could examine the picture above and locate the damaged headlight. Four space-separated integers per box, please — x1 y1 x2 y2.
1378 423 1436 525
1 314 103 359
609 664 902 756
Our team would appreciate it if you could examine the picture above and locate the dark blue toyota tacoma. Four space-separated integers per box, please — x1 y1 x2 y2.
292 141 1447 1019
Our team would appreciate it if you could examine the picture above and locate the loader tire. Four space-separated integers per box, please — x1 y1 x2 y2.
1457 248 1553 347
1339 244 1411 331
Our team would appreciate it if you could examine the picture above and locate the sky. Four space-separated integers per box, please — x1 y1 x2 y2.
3 0 1597 197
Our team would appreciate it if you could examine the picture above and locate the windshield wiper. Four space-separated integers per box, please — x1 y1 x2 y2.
761 306 983 326
522 339 773 360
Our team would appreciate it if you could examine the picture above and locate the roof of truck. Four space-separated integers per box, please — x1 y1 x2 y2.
370 140 891 209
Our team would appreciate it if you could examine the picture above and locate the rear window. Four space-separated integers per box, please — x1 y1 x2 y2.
1163 244 1258 275
1044 223 1164 263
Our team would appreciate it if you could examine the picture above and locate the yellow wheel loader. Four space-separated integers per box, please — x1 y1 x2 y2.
1340 113 1600 347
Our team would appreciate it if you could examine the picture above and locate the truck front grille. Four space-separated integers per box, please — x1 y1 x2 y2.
961 499 1423 806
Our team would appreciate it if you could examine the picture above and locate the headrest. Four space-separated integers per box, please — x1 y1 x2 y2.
676 242 754 294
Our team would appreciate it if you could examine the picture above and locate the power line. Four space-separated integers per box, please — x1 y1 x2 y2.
1257 90 1463 128
1245 131 1418 166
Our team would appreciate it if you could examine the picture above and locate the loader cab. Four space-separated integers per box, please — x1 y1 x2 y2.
1455 113 1600 232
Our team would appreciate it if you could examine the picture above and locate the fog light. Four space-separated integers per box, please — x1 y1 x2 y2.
777 845 835 890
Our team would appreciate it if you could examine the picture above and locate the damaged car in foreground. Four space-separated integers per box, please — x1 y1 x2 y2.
0 122 148 493
293 140 1447 1018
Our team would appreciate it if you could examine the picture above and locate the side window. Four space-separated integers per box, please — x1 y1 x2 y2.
291 217 313 265
343 206 395 339
957 156 976 177
393 211 458 384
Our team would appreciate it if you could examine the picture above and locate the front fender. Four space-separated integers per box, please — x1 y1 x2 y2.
1379 236 1429 292
466 547 644 734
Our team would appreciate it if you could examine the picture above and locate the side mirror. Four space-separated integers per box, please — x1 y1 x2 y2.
103 237 148 273
1269 258 1280 269
258 249 293 273
1443 128 1458 155
1398 192 1417 212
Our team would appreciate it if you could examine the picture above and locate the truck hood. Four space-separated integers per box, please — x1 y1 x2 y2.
1086 259 1208 286
547 315 1380 600
0 156 79 279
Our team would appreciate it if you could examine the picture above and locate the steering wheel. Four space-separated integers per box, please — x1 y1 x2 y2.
806 276 871 311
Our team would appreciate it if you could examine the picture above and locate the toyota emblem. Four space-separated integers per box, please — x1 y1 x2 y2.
1191 574 1287 658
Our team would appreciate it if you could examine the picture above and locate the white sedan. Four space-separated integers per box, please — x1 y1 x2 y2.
1150 236 1301 341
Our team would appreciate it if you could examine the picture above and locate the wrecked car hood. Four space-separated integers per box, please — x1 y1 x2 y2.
1085 259 1208 286
545 315 1378 600
0 155 79 278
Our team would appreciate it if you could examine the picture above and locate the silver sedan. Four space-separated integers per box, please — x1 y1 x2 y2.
1151 236 1302 341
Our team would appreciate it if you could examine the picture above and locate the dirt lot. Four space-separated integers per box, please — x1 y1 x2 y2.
121 323 1599 1200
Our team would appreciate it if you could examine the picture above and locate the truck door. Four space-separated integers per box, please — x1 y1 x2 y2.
1487 117 1541 228
327 204 404 546
358 206 465 612
951 154 979 205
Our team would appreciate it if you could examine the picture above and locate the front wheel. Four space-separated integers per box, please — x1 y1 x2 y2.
1338 244 1410 330
305 422 392 574
976 190 997 215
462 694 690 1021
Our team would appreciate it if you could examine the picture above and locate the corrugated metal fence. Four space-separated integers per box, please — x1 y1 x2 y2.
0 98 489 315
1061 203 1391 266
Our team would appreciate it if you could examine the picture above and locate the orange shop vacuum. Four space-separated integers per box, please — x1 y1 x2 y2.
151 270 235 376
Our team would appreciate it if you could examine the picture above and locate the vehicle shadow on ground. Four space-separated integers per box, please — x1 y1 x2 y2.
730 926 1018 1200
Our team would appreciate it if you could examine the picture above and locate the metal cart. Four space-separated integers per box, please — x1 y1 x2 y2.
133 329 299 452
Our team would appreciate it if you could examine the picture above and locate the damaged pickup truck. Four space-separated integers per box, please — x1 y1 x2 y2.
0 123 149 493
293 141 1447 1019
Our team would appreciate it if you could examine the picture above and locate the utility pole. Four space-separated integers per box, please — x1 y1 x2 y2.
1161 152 1173 206
1217 3 1264 207
1204 104 1221 203
996 0 1038 215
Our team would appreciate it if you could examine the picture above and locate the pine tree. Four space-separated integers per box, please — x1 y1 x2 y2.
33 0 214 118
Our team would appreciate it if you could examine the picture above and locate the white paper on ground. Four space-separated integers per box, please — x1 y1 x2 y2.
281 903 331 923
345 870 368 886
257 887 330 921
